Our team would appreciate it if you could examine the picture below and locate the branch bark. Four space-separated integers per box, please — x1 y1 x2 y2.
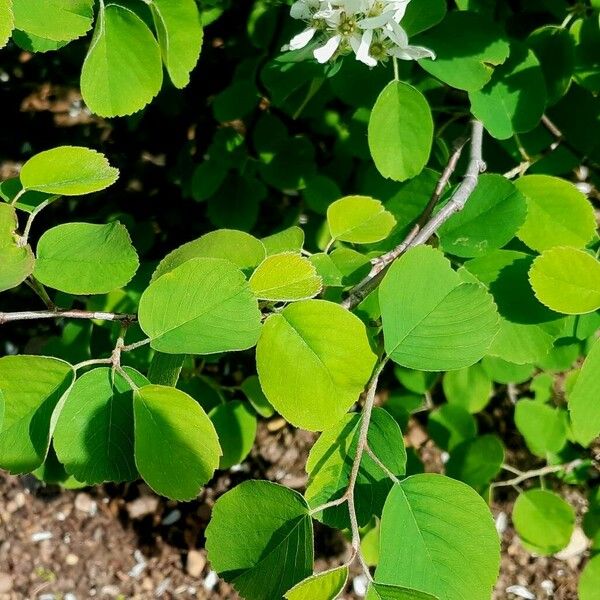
491 459 584 489
0 309 137 325
341 120 485 310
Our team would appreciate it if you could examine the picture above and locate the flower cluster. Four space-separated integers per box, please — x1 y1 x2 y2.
285 0 435 66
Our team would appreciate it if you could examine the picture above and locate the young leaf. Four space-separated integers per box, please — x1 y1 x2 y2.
139 257 262 355
284 566 348 600
529 247 600 315
152 229 266 281
209 400 257 470
149 0 203 88
0 203 35 292
367 583 439 600
12 0 93 42
512 489 575 555
81 3 163 117
368 81 433 182
306 408 407 529
443 364 492 413
19 146 118 196
445 434 504 489
415 11 510 91
206 481 313 600
427 404 477 451
34 222 139 294
133 384 221 500
256 300 376 430
401 0 446 37
469 44 547 140
0 355 74 473
515 175 596 252
579 555 600 600
568 339 600 447
438 174 527 258
380 246 499 371
514 400 568 457
249 252 322 301
0 0 14 49
375 474 500 600
240 375 274 418
327 195 396 244
53 367 148 484
261 226 305 255
0 177 56 213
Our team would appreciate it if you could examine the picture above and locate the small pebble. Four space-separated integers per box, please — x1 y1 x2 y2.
155 578 171 597
353 574 369 597
64 594 77 600
506 585 535 599
65 553 79 566
99 584 120 597
31 531 53 542
161 509 181 526
541 579 554 596
127 496 159 520
186 550 206 578
203 570 219 591
74 493 97 516
495 511 508 535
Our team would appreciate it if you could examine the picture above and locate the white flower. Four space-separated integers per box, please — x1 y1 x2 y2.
284 0 435 67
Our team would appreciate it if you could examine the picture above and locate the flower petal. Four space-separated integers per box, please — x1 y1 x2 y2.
314 34 342 63
355 29 377 67
289 28 317 50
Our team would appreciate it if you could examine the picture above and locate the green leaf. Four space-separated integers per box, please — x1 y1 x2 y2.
306 407 407 529
0 203 35 292
209 401 257 470
249 253 322 301
375 474 500 600
515 175 596 252
368 81 433 182
438 174 527 258
139 257 262 355
416 11 510 91
527 26 576 105
481 357 535 384
327 195 396 244
427 404 477 451
152 229 266 281
470 44 547 140
514 400 568 458
569 339 600 447
12 29 69 52
380 246 499 371
19 146 118 196
149 0 203 88
579 555 600 600
0 355 74 473
206 481 313 600
529 247 600 315
256 300 376 430
445 434 504 489
572 17 600 93
284 566 348 600
512 489 575 555
367 583 439 600
12 0 93 42
53 367 148 484
240 375 274 418
133 384 221 500
442 364 492 413
34 222 139 294
81 3 163 117
262 226 305 255
401 0 446 37
0 177 56 213
0 0 14 49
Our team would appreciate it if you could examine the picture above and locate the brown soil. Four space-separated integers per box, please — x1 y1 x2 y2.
0 421 587 600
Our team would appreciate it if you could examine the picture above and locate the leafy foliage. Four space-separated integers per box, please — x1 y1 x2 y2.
1 0 599 597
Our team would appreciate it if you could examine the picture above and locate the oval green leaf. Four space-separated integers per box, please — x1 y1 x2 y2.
206 480 313 600
368 81 433 182
53 367 148 484
375 474 500 600
139 257 262 355
133 384 221 500
579 555 600 600
256 299 376 431
34 222 139 294
20 146 118 196
81 3 163 117
0 0 14 49
512 489 575 555
529 247 600 315
514 399 568 457
442 364 492 413
0 203 35 292
380 246 499 371
284 566 348 600
249 252 322 301
0 355 74 473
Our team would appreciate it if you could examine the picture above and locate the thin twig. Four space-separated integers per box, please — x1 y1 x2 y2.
122 338 151 352
0 309 137 325
24 277 57 310
491 460 583 489
365 444 400 484
341 120 485 310
17 198 54 247
309 496 348 516
74 358 113 370
116 365 139 391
